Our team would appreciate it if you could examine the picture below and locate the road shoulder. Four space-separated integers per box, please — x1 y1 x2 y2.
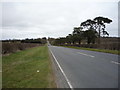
48 46 70 88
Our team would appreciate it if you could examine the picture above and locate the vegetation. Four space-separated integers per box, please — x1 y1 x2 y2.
2 37 47 55
72 27 84 44
2 42 41 54
61 46 119 55
48 16 119 51
52 16 112 45
83 30 97 44
93 17 112 43
21 37 47 44
2 45 56 88
2 37 47 44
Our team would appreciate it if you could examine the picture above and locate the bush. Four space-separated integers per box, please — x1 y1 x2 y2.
2 42 41 54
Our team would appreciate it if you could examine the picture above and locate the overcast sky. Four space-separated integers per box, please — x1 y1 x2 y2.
1 0 119 40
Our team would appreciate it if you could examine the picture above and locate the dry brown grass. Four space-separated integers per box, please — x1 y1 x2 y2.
2 42 41 54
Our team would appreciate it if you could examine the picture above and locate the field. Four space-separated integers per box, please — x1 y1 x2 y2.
2 45 56 88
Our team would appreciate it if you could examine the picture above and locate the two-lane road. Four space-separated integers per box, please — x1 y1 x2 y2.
49 46 119 88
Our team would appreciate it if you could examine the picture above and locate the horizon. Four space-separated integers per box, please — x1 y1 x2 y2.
1 36 120 41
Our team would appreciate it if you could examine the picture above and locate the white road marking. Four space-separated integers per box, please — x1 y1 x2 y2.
49 48 73 89
77 52 95 57
111 61 120 65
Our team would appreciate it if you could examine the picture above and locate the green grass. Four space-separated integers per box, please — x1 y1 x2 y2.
2 45 56 88
62 46 119 55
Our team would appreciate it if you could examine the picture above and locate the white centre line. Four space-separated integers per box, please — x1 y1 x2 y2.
77 52 95 57
49 48 73 90
111 61 120 65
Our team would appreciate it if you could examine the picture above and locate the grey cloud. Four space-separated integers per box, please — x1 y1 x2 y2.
1 1 118 39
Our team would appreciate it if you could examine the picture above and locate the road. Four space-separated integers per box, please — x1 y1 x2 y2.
48 45 119 88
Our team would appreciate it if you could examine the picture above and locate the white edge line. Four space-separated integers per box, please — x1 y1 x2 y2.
49 48 73 89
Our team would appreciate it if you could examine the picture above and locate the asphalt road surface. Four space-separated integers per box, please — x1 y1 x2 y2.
48 45 119 88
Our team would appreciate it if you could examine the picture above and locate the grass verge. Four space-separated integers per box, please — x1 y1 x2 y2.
62 46 119 55
2 45 56 88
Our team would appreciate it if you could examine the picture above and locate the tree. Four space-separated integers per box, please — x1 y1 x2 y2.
81 17 112 44
83 30 98 44
48 37 55 45
54 37 66 45
80 19 97 30
94 16 112 43
80 19 97 44
66 34 74 44
72 27 84 44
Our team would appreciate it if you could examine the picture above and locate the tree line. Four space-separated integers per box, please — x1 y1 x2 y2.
2 37 47 54
50 16 112 45
2 37 47 44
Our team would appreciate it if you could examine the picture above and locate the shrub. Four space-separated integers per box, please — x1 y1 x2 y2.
2 42 41 54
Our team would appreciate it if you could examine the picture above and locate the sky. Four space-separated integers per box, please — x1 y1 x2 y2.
0 0 119 40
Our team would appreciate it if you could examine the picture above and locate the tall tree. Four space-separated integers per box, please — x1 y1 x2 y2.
80 19 97 30
66 34 73 44
73 27 84 44
80 19 97 44
94 16 112 43
83 30 98 44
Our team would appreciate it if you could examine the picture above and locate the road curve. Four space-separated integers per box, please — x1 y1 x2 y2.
48 46 119 88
